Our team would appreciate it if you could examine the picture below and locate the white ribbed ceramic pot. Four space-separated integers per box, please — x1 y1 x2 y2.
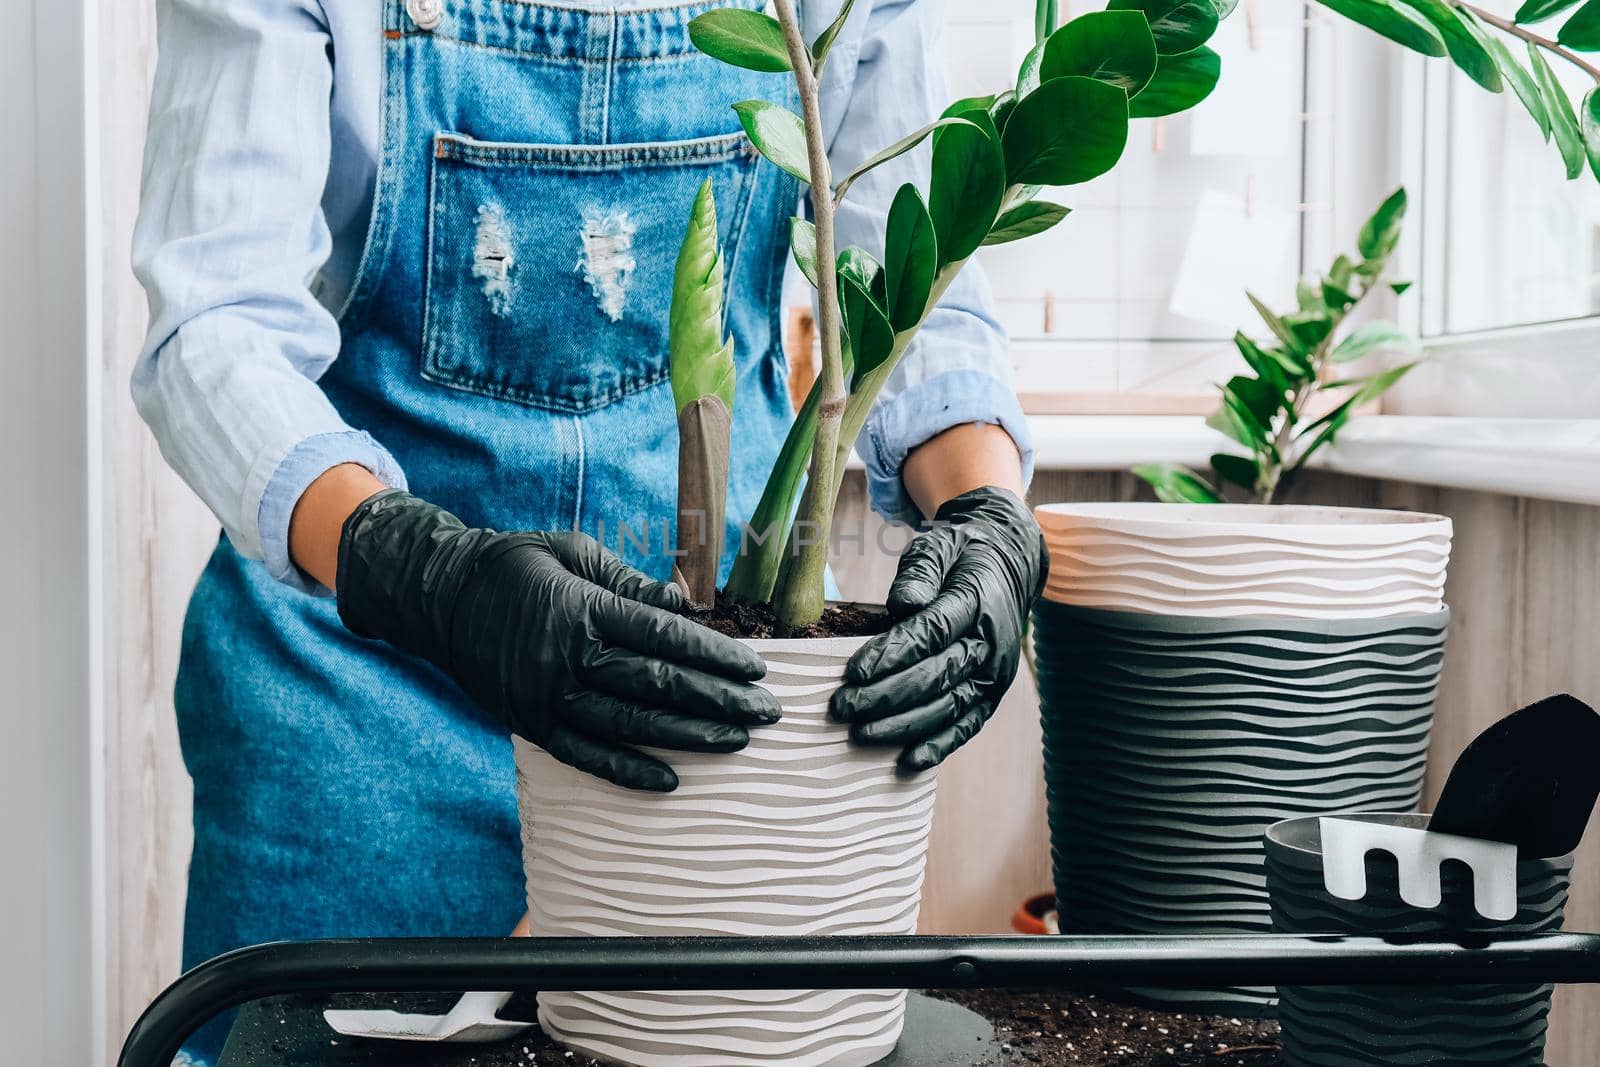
514 633 938 1067
1035 503 1453 619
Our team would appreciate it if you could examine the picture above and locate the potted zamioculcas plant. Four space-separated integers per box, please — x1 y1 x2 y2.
514 1 1235 1063
1031 190 1454 1014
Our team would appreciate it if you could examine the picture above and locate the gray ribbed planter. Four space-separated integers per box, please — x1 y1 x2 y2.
1033 602 1450 1013
1265 813 1571 1066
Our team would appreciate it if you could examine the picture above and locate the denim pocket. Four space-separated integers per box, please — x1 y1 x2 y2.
422 131 762 413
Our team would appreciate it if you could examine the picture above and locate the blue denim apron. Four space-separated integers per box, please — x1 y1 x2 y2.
173 0 795 1058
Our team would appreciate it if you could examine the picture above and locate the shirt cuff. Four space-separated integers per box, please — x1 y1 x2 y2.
257 430 408 595
862 369 1035 527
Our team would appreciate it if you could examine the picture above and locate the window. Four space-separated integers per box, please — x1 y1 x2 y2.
944 0 1330 413
1392 0 1600 419
1413 2 1600 337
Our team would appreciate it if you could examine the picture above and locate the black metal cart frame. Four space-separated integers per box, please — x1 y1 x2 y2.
118 931 1600 1067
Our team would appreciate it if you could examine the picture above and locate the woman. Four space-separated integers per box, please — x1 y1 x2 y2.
133 0 1042 1059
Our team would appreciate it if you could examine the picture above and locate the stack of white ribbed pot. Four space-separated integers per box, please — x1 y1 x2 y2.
515 633 937 1067
1031 503 1452 1012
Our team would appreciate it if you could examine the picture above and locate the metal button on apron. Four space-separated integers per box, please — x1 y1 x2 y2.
406 0 444 31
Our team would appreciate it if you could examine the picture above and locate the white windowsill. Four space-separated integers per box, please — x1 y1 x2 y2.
1025 415 1600 507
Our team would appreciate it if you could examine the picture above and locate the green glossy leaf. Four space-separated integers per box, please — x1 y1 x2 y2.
1357 186 1408 259
928 115 1007 266
1234 331 1303 387
1107 0 1218 54
1559 0 1600 49
1530 43 1587 177
669 178 735 414
733 100 810 183
1297 277 1325 312
1212 0 1240 16
1216 385 1276 455
1040 11 1160 94
991 91 1019 131
1580 87 1600 179
1285 310 1335 351
1133 463 1223 503
1516 0 1583 21
1210 452 1260 492
945 95 998 117
839 272 896 377
1004 75 1130 185
1225 374 1286 426
689 9 792 73
1018 40 1048 95
1484 30 1551 139
790 218 818 287
1329 254 1356 288
1322 278 1356 308
811 0 859 67
833 116 978 203
1129 45 1222 118
883 184 938 332
1390 279 1413 295
837 245 883 293
983 200 1072 245
1248 292 1307 356
1206 404 1254 450
1395 0 1502 91
1312 0 1447 57
1330 319 1417 362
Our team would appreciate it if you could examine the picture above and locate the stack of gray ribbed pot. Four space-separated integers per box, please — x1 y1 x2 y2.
1265 812 1570 1065
1032 503 1452 1012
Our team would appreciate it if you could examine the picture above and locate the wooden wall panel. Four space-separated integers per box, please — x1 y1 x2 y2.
97 0 217 1055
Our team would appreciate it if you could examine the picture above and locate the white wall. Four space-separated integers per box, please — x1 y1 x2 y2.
0 0 103 1060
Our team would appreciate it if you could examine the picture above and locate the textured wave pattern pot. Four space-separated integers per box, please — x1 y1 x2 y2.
515 635 938 1067
1036 503 1451 619
1033 602 1449 1013
1266 813 1570 1066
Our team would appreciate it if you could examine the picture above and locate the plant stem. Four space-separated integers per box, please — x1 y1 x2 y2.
770 0 845 631
1458 2 1600 82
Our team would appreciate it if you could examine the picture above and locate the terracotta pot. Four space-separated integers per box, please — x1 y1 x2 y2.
515 633 938 1067
1011 893 1059 935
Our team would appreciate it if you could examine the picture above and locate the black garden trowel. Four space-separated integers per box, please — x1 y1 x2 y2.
1320 693 1600 919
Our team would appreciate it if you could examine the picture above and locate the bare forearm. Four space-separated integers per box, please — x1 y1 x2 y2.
902 422 1025 519
288 463 388 590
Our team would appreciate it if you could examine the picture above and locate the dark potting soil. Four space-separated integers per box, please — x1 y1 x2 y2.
687 594 890 639
931 989 1283 1067
222 989 1281 1066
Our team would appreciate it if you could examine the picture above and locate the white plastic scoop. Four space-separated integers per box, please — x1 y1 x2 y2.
323 914 534 1043
323 988 531 1043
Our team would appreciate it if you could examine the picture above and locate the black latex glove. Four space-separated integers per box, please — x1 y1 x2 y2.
830 486 1046 772
336 490 779 792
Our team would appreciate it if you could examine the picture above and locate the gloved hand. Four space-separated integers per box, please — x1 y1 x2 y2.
830 486 1046 772
336 490 779 792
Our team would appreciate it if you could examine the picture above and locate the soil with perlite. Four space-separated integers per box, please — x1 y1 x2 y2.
220 989 1281 1065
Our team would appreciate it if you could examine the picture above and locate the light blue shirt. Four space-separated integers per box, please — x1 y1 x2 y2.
132 0 1034 593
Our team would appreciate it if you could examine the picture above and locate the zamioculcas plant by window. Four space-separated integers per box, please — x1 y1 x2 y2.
1316 0 1600 183
1134 187 1419 505
675 0 1234 632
